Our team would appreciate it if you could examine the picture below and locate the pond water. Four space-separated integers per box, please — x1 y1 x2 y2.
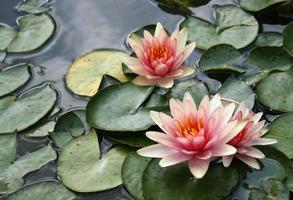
0 0 291 199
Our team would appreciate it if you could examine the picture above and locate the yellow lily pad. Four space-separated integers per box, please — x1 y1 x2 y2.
66 50 130 96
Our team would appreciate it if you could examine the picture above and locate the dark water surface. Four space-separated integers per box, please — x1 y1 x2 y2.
0 0 289 199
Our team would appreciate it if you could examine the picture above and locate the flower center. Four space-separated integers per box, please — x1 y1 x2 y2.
175 115 204 137
148 45 169 61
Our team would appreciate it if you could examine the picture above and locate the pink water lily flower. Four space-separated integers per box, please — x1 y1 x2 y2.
137 93 246 178
223 103 277 169
121 23 196 88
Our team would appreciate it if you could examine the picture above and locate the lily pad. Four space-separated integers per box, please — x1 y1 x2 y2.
0 24 17 50
24 121 56 137
7 14 55 53
4 181 76 200
245 47 292 72
142 160 238 200
255 32 283 47
283 22 293 57
0 64 30 97
255 71 293 112
198 44 245 73
0 134 16 171
66 50 130 97
239 0 287 12
286 168 293 192
181 5 258 49
16 0 52 14
57 130 131 192
122 152 151 200
86 82 154 132
218 76 255 109
265 112 293 158
0 145 57 194
109 134 154 148
0 85 57 134
0 51 6 61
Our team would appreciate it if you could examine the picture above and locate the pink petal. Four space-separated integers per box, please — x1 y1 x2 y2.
177 27 188 52
252 112 263 123
188 159 210 179
209 94 223 112
222 155 233 167
244 147 265 159
143 30 153 42
183 92 197 116
169 98 185 121
236 155 260 169
157 78 174 88
211 144 236 157
120 56 150 75
159 152 192 167
150 111 166 133
132 76 157 86
137 144 176 158
192 135 205 150
166 69 184 78
146 131 178 148
154 63 169 76
154 23 166 40
159 112 177 136
220 120 247 143
195 151 212 160
250 138 277 146
176 41 196 64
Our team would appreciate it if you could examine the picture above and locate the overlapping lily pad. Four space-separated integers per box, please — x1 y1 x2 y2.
0 85 57 134
0 64 30 97
57 130 131 192
255 32 283 47
122 152 151 200
0 24 17 50
255 71 293 112
245 47 292 73
198 44 244 73
180 5 259 49
283 22 293 57
4 181 76 200
0 142 57 194
7 14 55 53
87 82 154 132
109 134 154 148
16 0 52 14
265 113 293 158
66 50 130 96
239 0 287 12
142 160 238 200
24 121 56 137
0 51 6 61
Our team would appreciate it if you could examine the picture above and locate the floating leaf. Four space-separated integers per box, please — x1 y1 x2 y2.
142 160 238 200
198 44 245 73
0 64 30 97
16 0 52 14
283 22 293 57
181 5 258 49
122 152 151 200
255 71 293 112
277 0 293 18
0 24 17 51
0 85 57 134
0 51 6 61
66 50 130 96
0 134 16 171
7 14 55 53
265 113 293 158
4 181 76 200
57 130 131 192
255 32 283 47
239 0 287 12
286 168 293 192
109 134 154 148
0 145 57 194
24 121 55 137
245 47 292 72
87 82 154 132
218 76 255 109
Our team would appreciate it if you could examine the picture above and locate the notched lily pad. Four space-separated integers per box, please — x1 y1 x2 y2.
57 130 131 192
0 84 57 134
239 0 287 12
86 82 154 132
66 50 130 96
0 64 30 97
255 32 283 47
283 22 293 57
181 5 258 49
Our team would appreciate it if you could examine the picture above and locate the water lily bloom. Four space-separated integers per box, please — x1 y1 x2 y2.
137 93 246 178
223 103 277 169
121 23 196 88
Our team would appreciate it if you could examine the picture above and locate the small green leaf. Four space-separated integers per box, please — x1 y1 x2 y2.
0 24 17 51
239 0 287 12
286 168 293 192
255 32 283 47
109 134 154 148
24 121 55 138
16 0 52 14
283 22 293 57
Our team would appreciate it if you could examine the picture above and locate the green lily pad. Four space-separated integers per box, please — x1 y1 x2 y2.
0 134 16 171
255 71 293 112
0 145 57 194
109 134 154 148
24 121 55 137
198 44 245 73
4 181 76 200
168 79 209 105
218 76 255 109
0 51 6 61
286 168 293 192
265 113 293 158
0 64 30 97
142 160 238 200
245 47 292 72
255 32 283 47
0 85 57 134
277 0 293 18
66 50 130 97
87 82 154 132
7 14 55 53
0 24 17 51
243 71 270 86
239 0 287 12
57 130 131 192
181 5 258 50
283 22 293 57
122 152 151 200
16 0 52 14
